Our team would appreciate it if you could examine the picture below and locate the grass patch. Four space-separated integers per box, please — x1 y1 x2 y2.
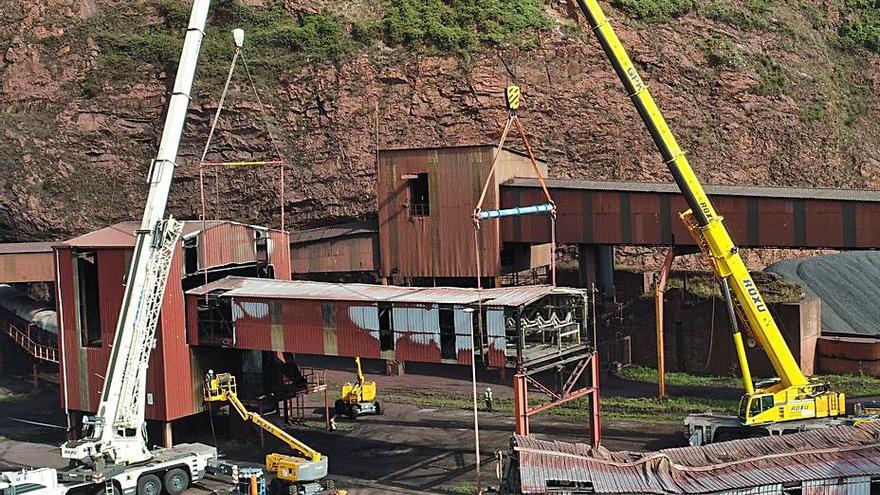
698 33 748 69
666 270 803 303
45 0 552 92
695 0 778 30
443 483 479 495
0 388 40 403
619 366 742 389
838 0 880 53
378 0 549 54
620 366 880 398
611 0 693 23
382 386 736 423
752 52 788 96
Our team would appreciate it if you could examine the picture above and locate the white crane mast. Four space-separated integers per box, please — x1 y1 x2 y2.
62 0 210 466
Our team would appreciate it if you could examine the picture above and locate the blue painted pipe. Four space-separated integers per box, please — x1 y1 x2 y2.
476 203 554 220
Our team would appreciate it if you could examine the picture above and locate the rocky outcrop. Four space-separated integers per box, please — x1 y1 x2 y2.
1 0 878 253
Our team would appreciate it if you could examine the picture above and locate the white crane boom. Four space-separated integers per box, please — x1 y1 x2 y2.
61 0 210 466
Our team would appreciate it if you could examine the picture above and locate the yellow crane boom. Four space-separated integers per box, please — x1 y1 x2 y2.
570 0 844 426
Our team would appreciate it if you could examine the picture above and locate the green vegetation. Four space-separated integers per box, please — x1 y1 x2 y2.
619 366 742 389
611 0 693 23
444 484 479 495
378 0 549 54
611 0 781 27
381 386 736 423
619 366 880 398
666 270 803 303
752 52 788 96
695 0 779 30
39 0 552 91
838 0 880 53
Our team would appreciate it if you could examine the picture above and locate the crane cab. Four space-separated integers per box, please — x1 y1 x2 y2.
739 386 846 425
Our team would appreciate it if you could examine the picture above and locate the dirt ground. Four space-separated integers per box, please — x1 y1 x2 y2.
0 369 686 494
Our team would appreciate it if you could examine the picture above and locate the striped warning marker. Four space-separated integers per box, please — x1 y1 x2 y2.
505 85 521 110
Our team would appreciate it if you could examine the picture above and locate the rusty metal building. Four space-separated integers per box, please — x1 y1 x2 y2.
186 277 588 369
0 242 56 283
501 422 880 494
55 221 290 430
290 220 379 279
502 178 880 249
377 145 549 284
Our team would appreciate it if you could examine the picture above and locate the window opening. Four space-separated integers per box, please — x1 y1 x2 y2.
379 303 394 351
408 172 430 217
74 250 102 347
439 304 456 360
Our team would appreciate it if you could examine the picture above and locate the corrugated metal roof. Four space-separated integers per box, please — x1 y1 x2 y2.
64 220 274 248
511 423 880 494
505 178 880 203
0 242 56 254
187 276 582 306
290 220 378 244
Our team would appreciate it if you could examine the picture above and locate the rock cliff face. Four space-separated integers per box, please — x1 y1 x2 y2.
1 0 879 252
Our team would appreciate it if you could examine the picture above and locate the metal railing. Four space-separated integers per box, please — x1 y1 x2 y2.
4 320 58 364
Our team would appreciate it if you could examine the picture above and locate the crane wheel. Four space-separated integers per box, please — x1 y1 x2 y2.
375 401 382 416
334 399 346 417
163 468 189 495
137 474 162 495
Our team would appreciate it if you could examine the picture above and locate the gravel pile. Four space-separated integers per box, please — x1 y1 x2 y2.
766 251 880 337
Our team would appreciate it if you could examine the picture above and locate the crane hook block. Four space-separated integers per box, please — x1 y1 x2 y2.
505 85 521 111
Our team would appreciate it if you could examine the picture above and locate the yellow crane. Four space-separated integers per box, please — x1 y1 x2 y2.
567 0 846 442
335 357 381 419
204 372 331 493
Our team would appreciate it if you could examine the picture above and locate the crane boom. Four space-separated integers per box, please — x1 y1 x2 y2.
571 0 844 426
204 373 329 487
62 0 210 466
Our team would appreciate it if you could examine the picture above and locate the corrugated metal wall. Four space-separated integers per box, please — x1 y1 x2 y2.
201 223 257 269
0 252 56 283
158 244 196 420
291 235 377 274
502 186 880 249
56 245 195 421
378 147 486 279
211 297 487 366
269 230 291 280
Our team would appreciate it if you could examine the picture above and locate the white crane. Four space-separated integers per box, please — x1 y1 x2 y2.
2 3 219 495
61 0 209 468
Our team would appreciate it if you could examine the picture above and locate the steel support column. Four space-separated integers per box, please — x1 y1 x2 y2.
589 354 601 446
656 248 676 399
162 421 173 448
512 354 601 448
513 373 529 436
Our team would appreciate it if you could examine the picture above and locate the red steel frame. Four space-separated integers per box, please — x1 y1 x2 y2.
513 352 601 448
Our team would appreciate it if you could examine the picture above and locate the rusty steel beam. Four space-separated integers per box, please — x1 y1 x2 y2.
656 248 676 400
526 387 594 416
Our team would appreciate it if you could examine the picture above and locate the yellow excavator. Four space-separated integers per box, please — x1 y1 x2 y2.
204 372 332 494
567 0 850 443
335 357 381 419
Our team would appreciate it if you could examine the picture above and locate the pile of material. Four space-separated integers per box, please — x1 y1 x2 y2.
766 251 880 337
503 422 880 494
